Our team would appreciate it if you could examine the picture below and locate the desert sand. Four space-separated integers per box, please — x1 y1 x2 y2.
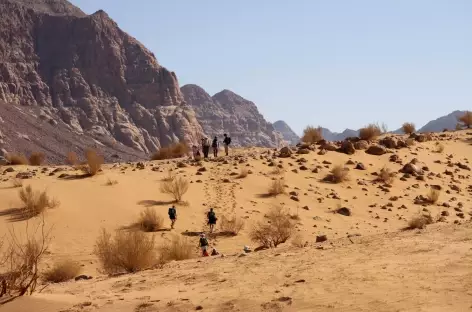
1 131 472 312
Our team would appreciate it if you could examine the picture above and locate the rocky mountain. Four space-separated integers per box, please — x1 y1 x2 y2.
0 0 203 160
273 120 300 145
321 128 359 141
181 84 279 147
418 111 465 133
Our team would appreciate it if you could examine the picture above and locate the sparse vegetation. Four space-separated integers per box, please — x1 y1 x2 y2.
270 166 284 175
28 152 45 166
11 178 23 188
301 126 323 144
249 206 295 248
434 142 445 153
157 235 194 265
402 122 416 134
82 149 103 176
66 151 78 166
162 169 176 182
267 178 285 196
359 124 382 141
160 176 189 202
219 215 245 235
106 178 118 186
291 233 305 248
6 153 28 165
43 259 81 283
151 142 189 160
94 229 156 274
457 111 472 129
237 168 249 179
426 188 440 204
137 208 164 232
323 165 350 183
377 166 395 184
19 186 59 218
407 213 433 230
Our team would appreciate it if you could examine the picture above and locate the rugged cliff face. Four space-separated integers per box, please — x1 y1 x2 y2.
181 84 279 147
273 120 300 145
0 0 203 155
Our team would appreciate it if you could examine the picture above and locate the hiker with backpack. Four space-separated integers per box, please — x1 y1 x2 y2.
212 136 219 158
199 233 209 257
201 137 210 158
223 133 231 156
207 208 217 233
168 205 177 229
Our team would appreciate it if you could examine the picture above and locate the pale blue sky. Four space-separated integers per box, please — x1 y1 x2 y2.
71 0 472 134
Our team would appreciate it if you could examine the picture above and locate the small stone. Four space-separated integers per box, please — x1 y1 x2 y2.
316 235 327 243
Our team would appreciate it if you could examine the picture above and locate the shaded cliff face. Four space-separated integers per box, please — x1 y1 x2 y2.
0 0 203 154
273 120 300 145
181 84 279 147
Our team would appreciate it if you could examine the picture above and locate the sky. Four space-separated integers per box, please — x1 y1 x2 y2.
70 0 472 134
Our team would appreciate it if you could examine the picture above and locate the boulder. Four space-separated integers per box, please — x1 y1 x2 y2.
336 207 352 216
355 163 366 170
279 147 292 158
366 145 387 155
339 140 355 155
297 148 310 155
400 163 423 175
321 142 338 151
380 136 397 149
354 140 369 150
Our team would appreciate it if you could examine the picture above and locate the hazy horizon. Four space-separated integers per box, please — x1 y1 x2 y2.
71 0 472 134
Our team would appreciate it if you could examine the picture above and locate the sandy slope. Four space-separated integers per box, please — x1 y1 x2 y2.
1 131 472 311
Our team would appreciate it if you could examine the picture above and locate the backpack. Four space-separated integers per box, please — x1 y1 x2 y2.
225 137 231 145
168 207 176 218
200 237 208 246
208 211 216 221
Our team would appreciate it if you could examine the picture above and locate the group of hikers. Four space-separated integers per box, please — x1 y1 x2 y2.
168 205 219 257
192 133 232 160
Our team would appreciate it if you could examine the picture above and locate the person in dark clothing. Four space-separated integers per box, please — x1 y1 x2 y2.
212 136 218 158
168 205 177 229
201 137 210 158
199 233 209 256
223 133 231 156
207 208 217 233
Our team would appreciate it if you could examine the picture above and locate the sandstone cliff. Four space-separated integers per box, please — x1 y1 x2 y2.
0 0 203 156
273 120 300 145
181 84 279 147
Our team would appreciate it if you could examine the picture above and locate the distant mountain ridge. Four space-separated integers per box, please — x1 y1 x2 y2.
273 121 300 145
418 111 465 133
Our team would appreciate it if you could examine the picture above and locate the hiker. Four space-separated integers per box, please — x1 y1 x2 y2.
211 248 219 256
207 208 217 233
223 133 231 156
199 233 209 257
168 205 177 229
212 136 218 158
201 137 210 158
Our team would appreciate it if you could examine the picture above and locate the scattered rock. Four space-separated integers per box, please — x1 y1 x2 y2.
366 145 386 156
354 140 369 150
355 163 366 170
335 207 351 216
75 275 93 281
339 140 355 155
279 147 292 158
316 235 327 243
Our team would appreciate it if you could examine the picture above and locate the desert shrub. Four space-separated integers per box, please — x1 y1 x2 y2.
270 166 284 175
11 178 23 188
268 178 285 196
301 126 323 144
379 122 389 134
237 168 249 179
377 166 395 184
137 208 164 232
6 153 28 165
106 178 118 186
66 152 78 166
28 152 45 166
291 233 305 248
43 259 81 283
426 188 440 204
323 165 349 183
407 213 433 230
219 215 245 235
94 229 156 274
359 124 381 141
19 186 59 218
162 169 176 182
402 122 416 134
151 142 189 160
160 176 189 202
434 142 444 153
457 111 472 129
249 206 295 248
158 235 194 264
82 149 103 176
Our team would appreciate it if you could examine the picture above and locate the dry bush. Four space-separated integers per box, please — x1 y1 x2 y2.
377 166 395 184
151 142 189 160
162 169 176 182
6 154 28 165
237 168 249 179
0 217 50 298
267 178 285 196
434 142 445 153
359 124 381 141
82 149 103 176
158 235 194 265
43 259 81 283
66 152 78 166
407 213 433 230
291 233 305 248
402 122 416 134
160 176 189 202
94 229 156 274
457 111 472 129
323 165 349 183
137 208 164 232
249 206 295 248
379 122 389 134
219 215 245 235
28 152 45 166
11 178 23 188
426 188 440 204
19 186 59 218
406 138 416 146
106 178 118 186
270 166 284 175
301 126 323 144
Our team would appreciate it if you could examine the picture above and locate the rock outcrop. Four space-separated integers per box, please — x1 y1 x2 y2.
273 120 300 145
0 0 203 155
181 84 279 147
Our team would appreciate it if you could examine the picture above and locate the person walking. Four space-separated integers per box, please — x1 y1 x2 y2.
207 208 217 233
201 137 210 158
212 136 218 158
199 233 209 257
223 133 231 156
168 205 177 229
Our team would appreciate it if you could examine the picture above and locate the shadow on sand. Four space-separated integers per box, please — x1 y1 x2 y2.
0 207 33 222
137 200 176 207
